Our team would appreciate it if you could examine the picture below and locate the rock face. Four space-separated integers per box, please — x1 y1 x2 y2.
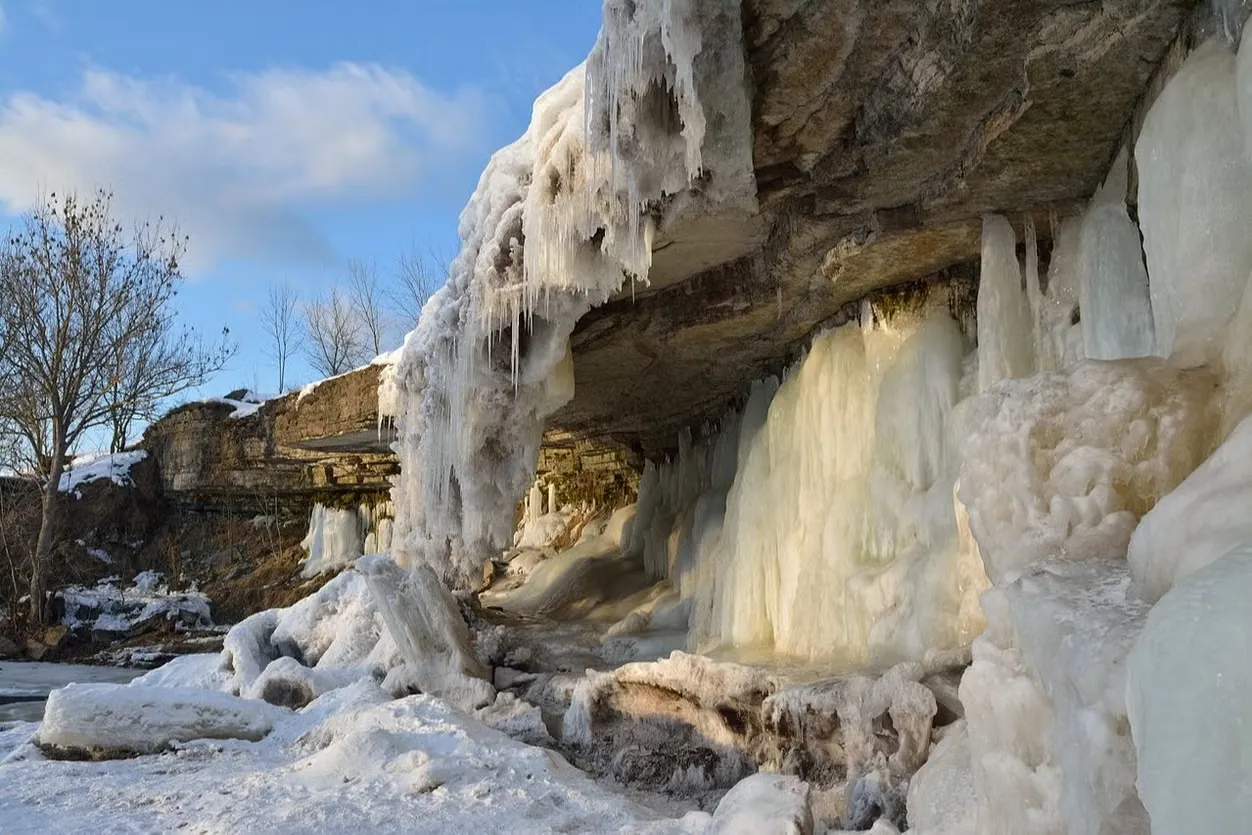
552 0 1199 456
141 366 398 507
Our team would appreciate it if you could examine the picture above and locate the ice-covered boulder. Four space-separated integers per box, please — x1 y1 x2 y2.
38 683 288 757
906 720 976 835
711 773 812 834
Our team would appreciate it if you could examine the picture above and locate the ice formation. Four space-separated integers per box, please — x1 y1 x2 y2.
1128 414 1252 602
1137 38 1252 366
386 0 756 588
38 683 287 755
1075 151 1155 360
976 215 1036 392
300 501 394 577
1127 545 1252 835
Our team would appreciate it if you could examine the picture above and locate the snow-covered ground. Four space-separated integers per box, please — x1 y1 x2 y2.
58 571 214 637
0 674 712 834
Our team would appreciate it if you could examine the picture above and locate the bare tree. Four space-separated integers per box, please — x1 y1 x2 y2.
346 258 390 356
393 245 446 328
0 190 231 625
260 279 301 392
105 319 235 453
303 285 367 377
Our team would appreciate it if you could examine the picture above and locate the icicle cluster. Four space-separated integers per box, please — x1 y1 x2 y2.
385 0 756 586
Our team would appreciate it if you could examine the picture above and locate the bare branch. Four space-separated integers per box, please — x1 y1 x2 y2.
260 279 302 392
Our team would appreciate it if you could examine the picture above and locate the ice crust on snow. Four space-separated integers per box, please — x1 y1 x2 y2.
37 682 288 754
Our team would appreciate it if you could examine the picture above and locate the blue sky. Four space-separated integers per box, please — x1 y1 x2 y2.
0 0 602 406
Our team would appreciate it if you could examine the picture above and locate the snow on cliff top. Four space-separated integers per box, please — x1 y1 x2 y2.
57 450 147 495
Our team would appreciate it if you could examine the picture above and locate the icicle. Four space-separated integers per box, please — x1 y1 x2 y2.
976 215 1037 392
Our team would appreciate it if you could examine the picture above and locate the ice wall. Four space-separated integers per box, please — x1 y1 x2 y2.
1127 545 1252 835
623 298 983 668
386 0 756 587
1137 38 1252 366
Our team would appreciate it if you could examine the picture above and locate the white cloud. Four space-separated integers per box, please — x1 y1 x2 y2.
0 64 489 272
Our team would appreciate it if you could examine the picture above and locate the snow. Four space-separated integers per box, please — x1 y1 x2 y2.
2 690 714 833
1126 544 1252 835
57 572 213 635
37 682 289 754
1137 38 1252 367
57 450 147 495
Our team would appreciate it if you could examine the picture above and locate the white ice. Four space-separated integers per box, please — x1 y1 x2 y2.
1127 544 1252 835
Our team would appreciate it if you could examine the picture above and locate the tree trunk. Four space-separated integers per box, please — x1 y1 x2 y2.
29 444 65 628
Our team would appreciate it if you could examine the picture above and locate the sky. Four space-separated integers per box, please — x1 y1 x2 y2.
0 0 602 414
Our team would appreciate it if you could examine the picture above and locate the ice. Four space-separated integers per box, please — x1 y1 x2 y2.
976 215 1036 392
1219 268 1252 438
386 0 756 588
37 682 288 755
300 501 394 578
1137 38 1252 367
958 358 1217 584
57 450 147 495
357 555 494 712
1038 217 1084 371
689 302 986 666
1076 151 1155 360
220 570 396 697
1128 413 1252 602
906 720 976 835
710 773 813 834
1127 544 1252 835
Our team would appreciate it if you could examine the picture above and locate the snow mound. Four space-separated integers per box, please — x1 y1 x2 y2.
38 682 287 756
58 450 147 495
220 570 398 698
1127 544 1252 835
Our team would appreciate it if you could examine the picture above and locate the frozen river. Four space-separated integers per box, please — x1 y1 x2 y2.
0 661 141 722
